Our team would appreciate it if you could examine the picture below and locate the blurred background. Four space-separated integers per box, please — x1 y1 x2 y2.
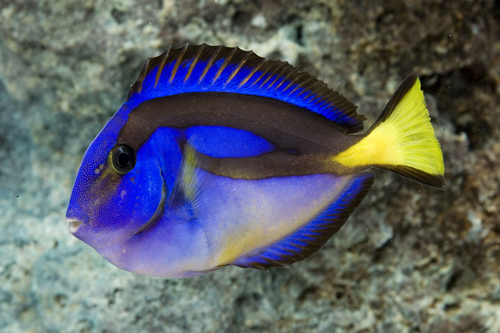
0 0 499 332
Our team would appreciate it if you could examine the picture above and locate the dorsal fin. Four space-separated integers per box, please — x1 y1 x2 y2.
127 44 366 133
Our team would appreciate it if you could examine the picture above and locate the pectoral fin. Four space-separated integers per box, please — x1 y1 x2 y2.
169 143 204 210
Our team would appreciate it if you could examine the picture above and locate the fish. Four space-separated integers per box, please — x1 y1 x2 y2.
66 44 445 278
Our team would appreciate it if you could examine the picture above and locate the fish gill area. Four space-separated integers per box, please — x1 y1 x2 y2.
0 0 499 332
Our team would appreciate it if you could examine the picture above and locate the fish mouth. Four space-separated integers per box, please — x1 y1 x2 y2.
67 219 83 233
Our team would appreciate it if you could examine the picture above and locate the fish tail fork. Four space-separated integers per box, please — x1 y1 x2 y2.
333 73 445 188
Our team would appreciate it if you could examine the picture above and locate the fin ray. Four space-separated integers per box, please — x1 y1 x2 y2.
169 144 203 209
184 44 204 83
155 46 171 87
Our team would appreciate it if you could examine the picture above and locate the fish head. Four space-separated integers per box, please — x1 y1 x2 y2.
66 106 166 253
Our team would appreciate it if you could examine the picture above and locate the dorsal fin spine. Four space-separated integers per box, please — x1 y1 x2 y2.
237 58 266 88
225 50 252 88
281 73 302 94
258 63 286 89
198 45 222 84
254 72 271 88
287 75 314 97
212 47 237 85
249 67 270 87
184 44 204 83
300 91 314 101
271 64 290 89
155 47 171 87
268 66 290 90
316 98 329 108
268 66 287 87
300 82 322 100
136 57 153 94
275 69 299 92
296 83 314 99
169 44 188 84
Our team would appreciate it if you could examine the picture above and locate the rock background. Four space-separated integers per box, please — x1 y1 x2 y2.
1 0 499 332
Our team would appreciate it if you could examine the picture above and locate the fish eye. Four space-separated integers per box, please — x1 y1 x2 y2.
109 145 136 174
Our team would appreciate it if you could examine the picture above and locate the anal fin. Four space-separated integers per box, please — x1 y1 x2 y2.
233 173 375 270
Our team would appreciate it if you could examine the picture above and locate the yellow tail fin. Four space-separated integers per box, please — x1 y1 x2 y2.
334 73 445 188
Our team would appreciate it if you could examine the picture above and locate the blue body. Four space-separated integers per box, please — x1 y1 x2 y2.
66 45 374 277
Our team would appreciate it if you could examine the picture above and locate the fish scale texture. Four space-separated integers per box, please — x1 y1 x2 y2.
1 0 500 332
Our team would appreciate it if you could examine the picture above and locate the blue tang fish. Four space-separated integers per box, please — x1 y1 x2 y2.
66 44 444 278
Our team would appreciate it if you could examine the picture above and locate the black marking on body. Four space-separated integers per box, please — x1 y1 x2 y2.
118 92 365 179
